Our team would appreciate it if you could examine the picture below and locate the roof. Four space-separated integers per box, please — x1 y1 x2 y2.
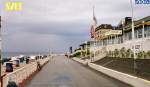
79 41 94 47
124 16 150 31
95 24 113 31
136 16 150 22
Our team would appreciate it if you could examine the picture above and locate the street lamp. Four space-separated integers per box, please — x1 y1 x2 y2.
89 40 94 62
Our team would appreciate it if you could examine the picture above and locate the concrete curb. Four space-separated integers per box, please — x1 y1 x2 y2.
72 58 88 65
88 63 150 87
72 57 150 87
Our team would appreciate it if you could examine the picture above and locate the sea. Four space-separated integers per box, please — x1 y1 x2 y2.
2 52 50 59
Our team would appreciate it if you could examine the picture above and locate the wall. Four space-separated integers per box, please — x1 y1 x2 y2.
88 63 150 87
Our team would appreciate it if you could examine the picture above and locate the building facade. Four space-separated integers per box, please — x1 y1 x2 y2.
92 16 150 47
90 16 150 59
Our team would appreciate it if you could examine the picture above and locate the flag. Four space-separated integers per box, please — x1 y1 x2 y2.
90 25 96 39
92 16 97 27
92 6 97 26
90 25 94 38
90 6 97 39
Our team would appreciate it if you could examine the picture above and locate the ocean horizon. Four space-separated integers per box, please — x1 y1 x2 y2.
2 52 50 59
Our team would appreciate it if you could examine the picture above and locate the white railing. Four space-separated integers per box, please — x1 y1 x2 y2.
2 57 50 87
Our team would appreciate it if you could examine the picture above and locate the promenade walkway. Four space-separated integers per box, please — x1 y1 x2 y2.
25 56 132 87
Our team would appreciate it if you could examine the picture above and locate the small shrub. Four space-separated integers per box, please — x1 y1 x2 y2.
147 51 150 58
126 49 132 58
73 52 81 57
120 47 126 58
114 49 119 57
137 51 146 59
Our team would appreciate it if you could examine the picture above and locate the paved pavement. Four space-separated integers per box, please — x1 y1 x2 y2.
25 56 132 87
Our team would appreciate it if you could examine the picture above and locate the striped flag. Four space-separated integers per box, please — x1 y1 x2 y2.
92 6 97 26
90 25 95 38
90 6 97 39
93 16 97 26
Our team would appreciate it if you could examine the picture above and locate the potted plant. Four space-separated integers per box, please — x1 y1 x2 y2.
114 49 119 58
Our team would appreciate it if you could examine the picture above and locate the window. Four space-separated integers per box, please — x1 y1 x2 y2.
145 26 150 37
138 29 142 38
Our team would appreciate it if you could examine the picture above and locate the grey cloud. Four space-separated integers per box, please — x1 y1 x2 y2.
3 21 90 37
1 0 150 52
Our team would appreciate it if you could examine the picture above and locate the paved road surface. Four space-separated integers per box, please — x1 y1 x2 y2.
25 56 132 87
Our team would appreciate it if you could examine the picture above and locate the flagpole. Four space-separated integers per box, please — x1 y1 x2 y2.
93 6 95 62
93 6 97 62
142 21 144 52
130 0 137 74
130 0 135 59
90 5 97 62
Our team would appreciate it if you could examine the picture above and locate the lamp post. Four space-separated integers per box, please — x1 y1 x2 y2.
85 41 88 57
90 40 92 62
80 46 83 58
142 21 145 51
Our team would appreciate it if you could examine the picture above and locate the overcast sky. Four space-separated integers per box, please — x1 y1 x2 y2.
1 0 150 53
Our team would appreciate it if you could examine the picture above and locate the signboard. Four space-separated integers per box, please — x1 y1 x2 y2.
132 44 141 53
105 30 122 36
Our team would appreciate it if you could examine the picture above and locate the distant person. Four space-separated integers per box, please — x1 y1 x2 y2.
26 58 29 64
65 54 68 58
37 61 41 70
51 56 54 59
7 81 18 87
